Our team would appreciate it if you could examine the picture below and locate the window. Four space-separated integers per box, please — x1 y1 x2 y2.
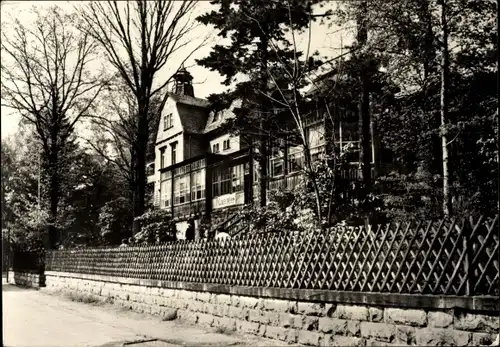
288 152 304 173
212 143 220 153
220 168 231 195
232 164 244 193
174 175 189 205
160 179 171 208
223 139 230 150
163 113 173 130
270 157 284 177
269 144 284 177
308 125 325 149
160 147 166 169
171 142 177 165
191 170 206 201
212 165 241 198
213 111 220 122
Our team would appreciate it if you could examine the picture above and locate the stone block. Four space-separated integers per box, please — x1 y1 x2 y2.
197 313 214 326
156 296 168 306
237 320 260 335
240 296 261 309
369 308 384 322
331 336 366 347
472 332 497 346
178 290 194 301
227 305 243 318
298 302 325 316
231 295 241 307
215 294 232 306
216 317 236 332
334 305 370 321
262 299 290 312
415 328 470 346
258 324 267 337
248 310 267 324
144 295 154 305
264 311 281 326
214 304 228 317
287 329 298 344
320 334 332 347
318 318 347 334
303 316 319 331
348 320 361 336
298 330 322 346
394 325 415 345
188 300 204 313
454 312 500 333
366 339 402 346
279 313 303 329
428 311 454 328
360 322 396 342
197 292 211 302
265 326 288 341
162 288 176 298
384 308 427 327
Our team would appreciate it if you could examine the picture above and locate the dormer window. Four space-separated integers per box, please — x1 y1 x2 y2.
213 111 220 122
212 143 220 153
223 139 230 150
163 113 173 131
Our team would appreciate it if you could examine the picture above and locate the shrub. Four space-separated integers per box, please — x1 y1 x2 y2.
133 208 176 245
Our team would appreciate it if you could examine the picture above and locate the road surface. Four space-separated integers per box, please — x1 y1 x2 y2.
2 281 284 347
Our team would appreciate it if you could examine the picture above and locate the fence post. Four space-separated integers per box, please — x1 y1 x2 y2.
463 218 472 296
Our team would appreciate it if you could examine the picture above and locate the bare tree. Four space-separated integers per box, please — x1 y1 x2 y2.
1 6 109 249
79 0 208 234
81 84 165 202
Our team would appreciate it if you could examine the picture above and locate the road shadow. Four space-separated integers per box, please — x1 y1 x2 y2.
2 283 37 292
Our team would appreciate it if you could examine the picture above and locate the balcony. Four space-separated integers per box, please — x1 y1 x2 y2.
267 164 375 194
268 172 304 192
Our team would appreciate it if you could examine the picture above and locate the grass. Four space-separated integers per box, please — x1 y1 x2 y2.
64 291 114 306
214 325 235 335
160 309 178 321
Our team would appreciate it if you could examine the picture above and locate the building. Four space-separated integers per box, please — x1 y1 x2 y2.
147 67 383 238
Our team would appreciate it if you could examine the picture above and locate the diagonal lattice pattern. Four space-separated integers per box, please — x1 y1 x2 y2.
43 215 499 296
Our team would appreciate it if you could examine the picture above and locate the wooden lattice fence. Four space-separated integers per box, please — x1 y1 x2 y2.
45 215 499 296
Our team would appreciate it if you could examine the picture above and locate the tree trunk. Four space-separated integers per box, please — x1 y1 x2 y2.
357 1 372 202
132 102 149 236
258 37 270 208
440 0 452 216
47 146 60 249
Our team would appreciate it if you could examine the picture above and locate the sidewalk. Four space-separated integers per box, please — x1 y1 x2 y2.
3 283 290 347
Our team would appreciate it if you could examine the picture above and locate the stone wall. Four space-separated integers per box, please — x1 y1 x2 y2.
9 271 45 288
43 272 499 346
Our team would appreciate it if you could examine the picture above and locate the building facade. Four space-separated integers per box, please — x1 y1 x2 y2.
147 68 381 238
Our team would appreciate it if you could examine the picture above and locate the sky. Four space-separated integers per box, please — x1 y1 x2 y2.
0 1 352 140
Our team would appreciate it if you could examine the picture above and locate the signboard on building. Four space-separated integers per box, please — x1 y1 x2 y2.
212 192 244 210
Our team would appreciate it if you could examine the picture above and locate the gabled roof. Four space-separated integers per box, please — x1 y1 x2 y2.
177 103 209 134
203 99 243 134
169 93 210 109
167 93 211 135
